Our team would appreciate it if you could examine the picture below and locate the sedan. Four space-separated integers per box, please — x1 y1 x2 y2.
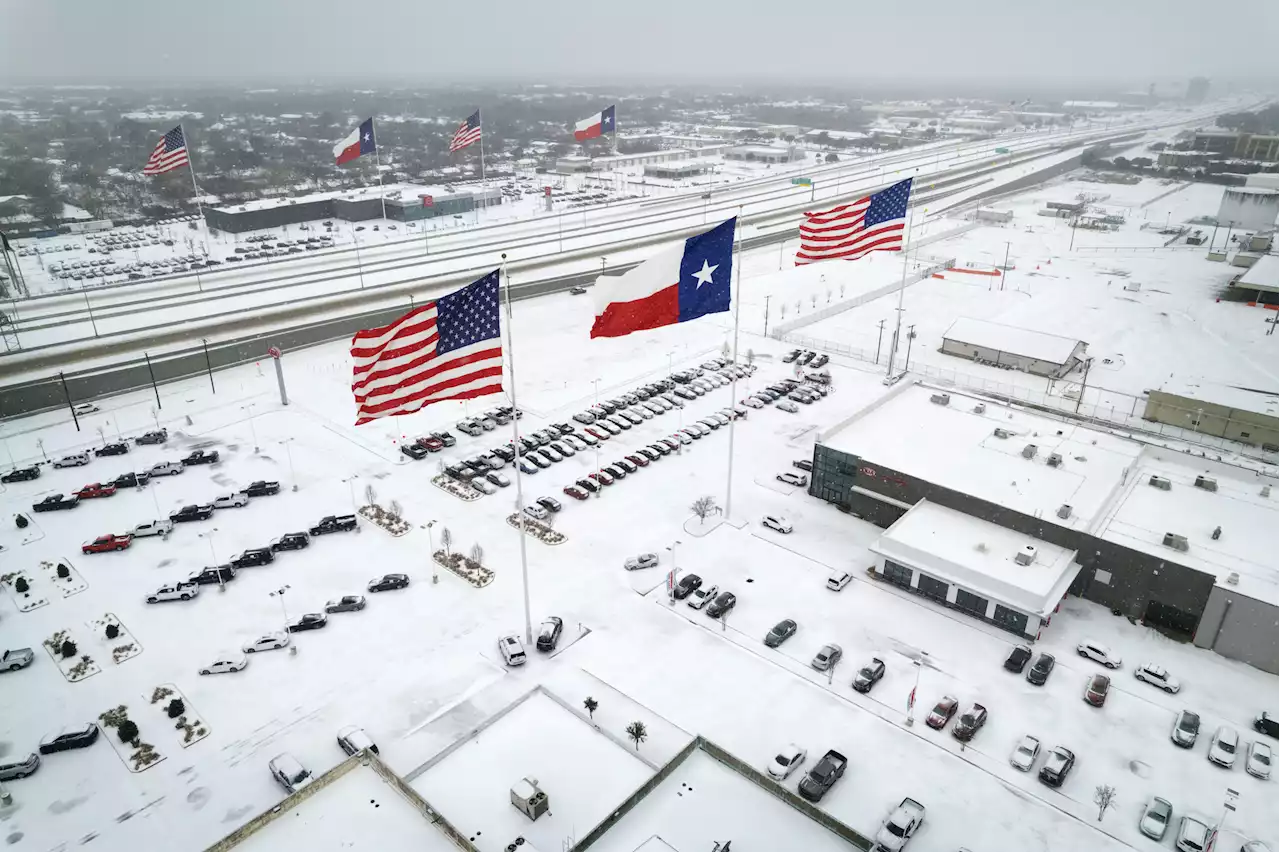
288 613 329 632
1004 644 1033 673
1247 740 1272 780
1084 674 1111 707
767 744 808 780
1010 734 1041 771
325 595 367 614
1208 726 1239 768
953 703 988 741
337 726 379 756
1140 796 1173 841
777 401 800 413
199 655 248 675
563 485 589 501
706 591 736 619
470 478 497 495
624 553 659 571
1038 745 1076 788
368 574 410 593
243 632 290 653
764 619 797 648
1134 663 1181 694
1171 709 1201 748
811 643 842 672
39 724 100 754
486 471 511 488
1026 652 1056 685
72 402 100 415
926 696 959 730
762 515 793 534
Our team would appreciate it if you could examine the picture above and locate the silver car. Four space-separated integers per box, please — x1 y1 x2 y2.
1175 815 1209 852
624 553 659 571
1 647 35 672
0 752 39 780
811 643 842 671
1140 796 1172 840
1207 726 1239 768
1247 740 1272 780
1010 734 1041 771
269 753 314 794
337 725 379 756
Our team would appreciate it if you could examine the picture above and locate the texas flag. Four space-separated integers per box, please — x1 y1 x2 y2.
334 118 376 166
574 105 616 142
591 218 735 339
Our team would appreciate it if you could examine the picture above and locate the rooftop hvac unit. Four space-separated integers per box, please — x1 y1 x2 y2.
1226 572 1240 586
504 838 543 852
930 393 951 406
1056 504 1072 520
1014 545 1037 566
1194 476 1218 492
1148 476 1172 491
1022 444 1038 459
1047 453 1063 468
1263 485 1272 498
1124 281 1142 292
1162 532 1189 552
993 428 1010 439
973 403 986 414
510 777 549 822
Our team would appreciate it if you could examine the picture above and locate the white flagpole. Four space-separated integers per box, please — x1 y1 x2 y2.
371 118 387 222
478 109 487 190
181 123 205 220
885 203 915 379
724 208 743 522
501 253 535 647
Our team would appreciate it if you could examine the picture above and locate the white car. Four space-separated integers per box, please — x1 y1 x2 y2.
524 504 548 521
131 519 174 538
72 403 100 415
767 744 807 780
499 634 527 666
212 492 250 509
1010 734 1041 771
337 725 379 756
53 452 90 468
1207 726 1239 768
743 397 764 409
1175 815 1210 852
146 582 199 603
1134 663 1181 694
624 553 660 571
762 514 793 534
471 478 497 495
826 571 852 591
199 654 248 675
1246 740 1272 779
269 753 313 794
148 460 185 477
777 472 808 487
1076 641 1122 669
777 400 800 413
687 584 719 610
242 632 290 653
564 435 588 451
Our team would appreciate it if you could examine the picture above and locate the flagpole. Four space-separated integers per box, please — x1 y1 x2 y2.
724 208 743 522
885 203 915 379
501 253 535 647
371 118 387 222
478 108 487 190
180 123 206 293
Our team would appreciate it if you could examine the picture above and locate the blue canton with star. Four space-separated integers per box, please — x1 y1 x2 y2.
436 270 501 354
677 217 735 323
865 178 913 227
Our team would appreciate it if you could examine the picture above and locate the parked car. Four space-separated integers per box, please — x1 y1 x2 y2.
767 743 807 780
189 565 237 585
111 471 149 489
874 797 926 852
1135 663 1181 694
777 401 800 413
762 514 793 534
401 442 429 460
1027 653 1056 685
1247 740 1272 779
53 452 91 468
812 643 843 671
135 429 169 445
1084 674 1111 707
1171 709 1201 748
430 430 456 448
270 532 310 552
148 460 184 477
168 503 214 524
325 595 367 613
1256 712 1279 739
74 482 117 500
1010 734 1042 771
39 724 100 754
310 515 357 535
1207 726 1239 768
706 591 737 619
1038 745 1075 788
624 553 659 571
673 573 702 600
94 442 129 457
536 496 562 513
183 449 220 466
337 726 379 757
287 613 328 633
470 478 497 495
1175 815 1210 852
852 657 886 693
499 634 526 666
798 749 847 802
243 632 290 654
953 703 988 741
237 481 279 499
536 617 563 651
926 696 959 730
72 402 100 415
777 471 808 487
269 753 314 794
1 648 35 672
1 466 40 483
231 548 275 568
1139 796 1173 841
1004 644 1033 673
764 619 797 648
32 493 79 512
199 655 248 675
368 573 409 592
82 533 132 554
563 485 589 501
0 752 39 781
146 582 199 603
687 583 719 610
1077 641 1122 669
212 492 250 509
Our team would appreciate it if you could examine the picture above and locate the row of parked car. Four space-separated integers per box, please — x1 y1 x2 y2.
781 349 830 369
742 375 831 415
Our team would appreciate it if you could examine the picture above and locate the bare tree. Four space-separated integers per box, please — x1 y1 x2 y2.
625 720 648 751
720 341 731 360
440 526 453 557
690 496 718 525
388 499 403 521
583 696 598 719
1093 785 1117 822
469 543 484 566
746 348 756 365
364 484 377 507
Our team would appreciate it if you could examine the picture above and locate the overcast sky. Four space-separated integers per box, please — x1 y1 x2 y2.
2 0 1276 89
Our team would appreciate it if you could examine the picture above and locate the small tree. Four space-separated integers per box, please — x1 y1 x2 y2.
105 623 120 640
690 496 718 525
14 577 29 594
166 698 185 719
469 543 484 566
388 499 403 521
57 563 70 579
440 526 453 557
117 720 139 745
16 514 29 529
584 696 599 719
61 639 77 659
720 341 730 361
1093 784 1117 822
746 349 755 365
364 483 377 507
625 720 648 751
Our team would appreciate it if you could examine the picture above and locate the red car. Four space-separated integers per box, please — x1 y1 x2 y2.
563 485 589 501
625 453 650 468
585 426 610 441
925 695 958 730
588 471 615 487
82 533 132 554
415 436 445 452
74 482 117 499
1084 674 1111 707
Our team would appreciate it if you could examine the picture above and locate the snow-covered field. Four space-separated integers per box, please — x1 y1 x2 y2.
1 167 1275 852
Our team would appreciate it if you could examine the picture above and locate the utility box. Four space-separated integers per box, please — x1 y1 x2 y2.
1194 476 1218 492
1148 476 1172 491
1162 532 1189 552
1022 444 1037 459
1014 545 1037 566
929 392 951 406
511 777 549 821
1047 453 1063 468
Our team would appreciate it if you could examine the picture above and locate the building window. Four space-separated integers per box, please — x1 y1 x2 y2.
992 605 1030 636
954 588 988 618
1240 431 1250 439
883 560 912 588
916 574 949 603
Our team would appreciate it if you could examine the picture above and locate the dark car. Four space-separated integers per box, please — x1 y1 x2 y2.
764 619 797 648
94 442 129 457
170 503 214 523
673 573 703 600
270 532 310 552
32 494 79 512
1084 674 1111 707
1027 653 1056 685
706 591 737 619
368 573 409 592
0 752 40 780
536 496 562 513
325 595 366 613
231 548 275 568
401 443 429 460
852 658 886 693
1255 712 1279 740
135 429 168 445
183 449 219 466
491 445 516 462
793 459 813 472
287 613 328 633
110 471 149 489
244 480 280 497
1004 645 1033 673
953 703 988 742
537 616 563 651
798 749 847 802
926 696 959 730
2 466 41 483
1038 746 1075 788
189 565 237 585
310 515 357 535
39 724 100 754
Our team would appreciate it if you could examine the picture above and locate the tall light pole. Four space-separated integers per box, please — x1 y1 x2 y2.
905 653 928 725
242 404 259 453
270 585 292 633
278 438 297 491
1209 787 1238 852
343 474 360 512
423 520 437 583
591 379 602 487
199 528 223 589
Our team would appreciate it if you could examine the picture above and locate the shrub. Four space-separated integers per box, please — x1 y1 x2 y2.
15 514 29 529
57 563 71 579
105 623 120 640
117 720 139 744
61 639 78 659
166 699 185 719
14 577 29 594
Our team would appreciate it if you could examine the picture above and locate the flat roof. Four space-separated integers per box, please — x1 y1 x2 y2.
823 384 1145 530
872 499 1080 616
215 183 471 214
942 317 1084 365
1153 375 1279 417
1238 253 1279 294
1094 448 1278 604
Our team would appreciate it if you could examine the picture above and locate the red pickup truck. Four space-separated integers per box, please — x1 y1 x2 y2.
82 533 133 554
74 483 118 500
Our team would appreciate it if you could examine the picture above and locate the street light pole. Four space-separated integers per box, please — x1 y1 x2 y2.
1210 787 1238 852
343 474 360 512
279 438 297 491
666 540 681 604
270 585 292 634
425 520 437 583
242 404 259 453
906 658 923 725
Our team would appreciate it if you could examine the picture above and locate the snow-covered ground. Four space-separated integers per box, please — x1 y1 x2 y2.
1 165 1275 852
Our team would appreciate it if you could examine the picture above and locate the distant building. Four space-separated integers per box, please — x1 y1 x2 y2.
203 183 496 233
644 160 714 180
1142 375 1279 450
723 145 802 164
940 317 1087 378
1218 186 1279 230
1186 77 1211 103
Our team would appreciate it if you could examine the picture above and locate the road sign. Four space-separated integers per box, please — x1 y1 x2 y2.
995 147 1011 154
792 177 812 186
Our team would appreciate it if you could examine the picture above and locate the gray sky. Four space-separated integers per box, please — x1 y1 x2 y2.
2 0 1276 88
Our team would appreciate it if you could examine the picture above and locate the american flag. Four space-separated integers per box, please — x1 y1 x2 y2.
796 178 913 265
449 110 482 153
350 270 504 425
142 125 191 175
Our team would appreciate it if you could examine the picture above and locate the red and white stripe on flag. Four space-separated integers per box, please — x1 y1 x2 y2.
795 179 912 266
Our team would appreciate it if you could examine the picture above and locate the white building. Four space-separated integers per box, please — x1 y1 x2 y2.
940 317 1088 377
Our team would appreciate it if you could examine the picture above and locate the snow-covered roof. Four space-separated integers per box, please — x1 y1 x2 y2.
1152 374 1279 416
1238 253 1279 294
822 384 1145 530
215 182 471 214
872 499 1080 617
942 316 1085 365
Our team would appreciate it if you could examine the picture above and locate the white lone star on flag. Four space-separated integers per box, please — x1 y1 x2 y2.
691 259 718 288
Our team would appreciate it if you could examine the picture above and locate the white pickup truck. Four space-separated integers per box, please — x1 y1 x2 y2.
873 797 926 852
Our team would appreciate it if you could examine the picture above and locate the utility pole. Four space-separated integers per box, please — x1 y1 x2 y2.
875 320 886 365
903 324 917 372
201 338 215 393
1001 242 1011 291
763 295 771 338
59 372 81 432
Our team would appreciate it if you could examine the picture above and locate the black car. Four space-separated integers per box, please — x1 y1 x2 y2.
852 658 886 693
492 446 516 462
706 591 737 619
94 443 129 457
368 573 409 592
270 532 310 552
793 459 813 472
1027 653 1056 686
537 616 563 651
39 724 100 755
288 613 328 633
244 480 280 497
1038 746 1075 788
33 494 79 512
764 619 797 648
135 429 168 445
183 449 219 465
798 749 847 802
551 423 573 436
231 548 274 568
110 471 149 489
673 573 702 600
310 515 357 535
170 503 214 523
401 443 429 460
1 466 40 483
536 496 562 513
953 703 988 742
189 565 237 585
1004 645 1033 673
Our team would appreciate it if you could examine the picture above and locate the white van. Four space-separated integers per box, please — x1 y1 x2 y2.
499 635 527 666
827 571 852 591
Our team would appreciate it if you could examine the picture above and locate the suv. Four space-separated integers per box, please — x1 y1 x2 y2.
1171 710 1200 748
231 548 275 568
952 703 988 741
536 617 563 651
53 452 91 468
1076 641 1122 669
1026 653 1056 685
1038 745 1075 787
499 635 526 666
673 573 702 600
269 753 314 794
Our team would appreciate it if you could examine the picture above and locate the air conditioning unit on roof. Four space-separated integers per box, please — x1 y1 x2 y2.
1022 444 1037 459
1194 476 1218 492
1148 476 1171 491
1014 545 1037 566
1162 532 1189 552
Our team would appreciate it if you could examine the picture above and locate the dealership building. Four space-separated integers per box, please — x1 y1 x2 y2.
204 183 501 233
810 383 1279 671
